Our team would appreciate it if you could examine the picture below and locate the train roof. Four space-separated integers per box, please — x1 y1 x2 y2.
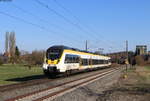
47 45 108 56
47 45 73 51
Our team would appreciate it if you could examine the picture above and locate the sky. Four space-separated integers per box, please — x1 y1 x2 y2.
0 0 150 53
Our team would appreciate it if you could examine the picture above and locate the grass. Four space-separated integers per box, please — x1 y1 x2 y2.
123 66 136 73
126 68 135 72
145 66 150 71
137 66 150 84
145 66 150 83
124 66 150 84
0 64 43 85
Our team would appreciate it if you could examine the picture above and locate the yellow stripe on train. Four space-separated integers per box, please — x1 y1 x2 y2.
47 59 58 64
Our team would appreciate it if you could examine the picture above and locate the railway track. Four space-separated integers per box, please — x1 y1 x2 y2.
5 67 121 101
0 67 114 92
0 77 51 92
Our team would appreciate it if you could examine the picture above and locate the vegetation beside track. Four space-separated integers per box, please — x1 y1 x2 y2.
97 66 150 101
125 66 150 85
0 64 43 85
145 66 150 71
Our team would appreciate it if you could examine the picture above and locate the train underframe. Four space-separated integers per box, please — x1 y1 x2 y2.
43 65 111 78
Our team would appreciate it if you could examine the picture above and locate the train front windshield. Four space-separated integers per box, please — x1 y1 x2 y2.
47 49 62 60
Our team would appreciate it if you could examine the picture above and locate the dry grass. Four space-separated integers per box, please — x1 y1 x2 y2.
111 63 121 68
107 66 150 101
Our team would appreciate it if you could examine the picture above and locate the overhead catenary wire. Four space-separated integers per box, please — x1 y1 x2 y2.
52 0 122 52
0 11 48 31
3 0 122 53
0 11 84 48
0 11 69 43
36 0 109 49
9 3 86 46
34 0 97 41
36 0 117 52
10 3 75 35
53 0 81 24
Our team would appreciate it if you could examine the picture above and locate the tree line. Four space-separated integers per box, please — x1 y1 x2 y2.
0 31 45 67
109 51 150 66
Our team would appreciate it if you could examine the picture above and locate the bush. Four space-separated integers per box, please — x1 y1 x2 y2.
30 50 45 65
0 58 4 65
135 55 145 65
20 50 45 66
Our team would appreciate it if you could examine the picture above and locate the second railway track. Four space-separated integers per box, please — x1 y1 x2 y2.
5 67 122 101
0 67 117 92
0 77 51 92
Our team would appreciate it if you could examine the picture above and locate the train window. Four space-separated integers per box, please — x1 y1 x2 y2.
102 60 109 64
48 53 59 60
80 59 109 65
47 49 61 60
91 59 108 65
81 59 88 66
65 54 80 63
92 59 99 65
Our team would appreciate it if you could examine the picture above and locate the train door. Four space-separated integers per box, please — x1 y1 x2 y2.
90 57 92 68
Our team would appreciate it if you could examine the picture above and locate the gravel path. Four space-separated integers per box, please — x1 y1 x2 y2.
51 69 122 101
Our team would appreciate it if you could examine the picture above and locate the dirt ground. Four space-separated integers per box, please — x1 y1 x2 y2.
97 66 150 101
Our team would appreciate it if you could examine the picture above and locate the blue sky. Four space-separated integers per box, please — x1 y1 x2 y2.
0 0 150 53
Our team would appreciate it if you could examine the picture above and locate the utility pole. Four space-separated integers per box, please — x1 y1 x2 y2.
123 40 129 79
85 40 88 51
126 40 128 72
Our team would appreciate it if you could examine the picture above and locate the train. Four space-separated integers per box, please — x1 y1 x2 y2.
42 45 111 76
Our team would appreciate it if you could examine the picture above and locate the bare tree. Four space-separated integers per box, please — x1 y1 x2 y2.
9 31 16 57
5 31 9 54
8 31 16 64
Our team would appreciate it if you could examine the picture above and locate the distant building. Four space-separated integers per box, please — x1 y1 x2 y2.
136 45 147 55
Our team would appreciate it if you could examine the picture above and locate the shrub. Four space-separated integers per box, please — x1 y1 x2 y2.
30 50 45 65
20 50 45 66
135 55 145 65
0 58 4 65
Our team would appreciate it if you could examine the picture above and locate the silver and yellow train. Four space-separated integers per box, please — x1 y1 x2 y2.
42 45 111 76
